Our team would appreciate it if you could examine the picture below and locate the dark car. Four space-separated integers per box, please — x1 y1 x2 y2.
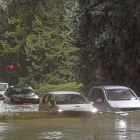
3 85 40 104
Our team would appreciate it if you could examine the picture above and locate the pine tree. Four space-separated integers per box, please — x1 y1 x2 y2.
67 0 140 93
25 0 78 85
0 0 40 84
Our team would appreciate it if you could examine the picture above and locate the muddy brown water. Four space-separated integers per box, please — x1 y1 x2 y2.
0 101 140 140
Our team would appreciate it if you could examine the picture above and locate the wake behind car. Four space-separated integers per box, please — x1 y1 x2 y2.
0 83 8 100
39 91 97 115
3 85 40 104
87 86 140 112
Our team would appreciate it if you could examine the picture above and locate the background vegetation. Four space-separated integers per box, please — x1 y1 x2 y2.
0 0 140 96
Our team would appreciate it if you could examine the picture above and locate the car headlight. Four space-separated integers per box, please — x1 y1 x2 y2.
58 109 63 112
113 108 121 112
91 108 98 113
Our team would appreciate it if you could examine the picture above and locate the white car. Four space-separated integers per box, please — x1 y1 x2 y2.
87 86 140 112
0 83 8 100
39 91 97 114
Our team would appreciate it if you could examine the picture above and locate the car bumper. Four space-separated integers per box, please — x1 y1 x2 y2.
39 110 96 117
11 98 40 104
0 95 3 100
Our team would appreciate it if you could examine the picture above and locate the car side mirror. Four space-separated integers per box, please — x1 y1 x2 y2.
35 92 39 95
90 101 94 105
7 92 10 95
96 98 102 103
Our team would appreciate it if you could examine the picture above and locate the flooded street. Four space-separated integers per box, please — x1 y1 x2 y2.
0 100 39 113
0 101 140 140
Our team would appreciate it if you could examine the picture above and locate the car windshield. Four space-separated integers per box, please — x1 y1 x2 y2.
0 84 7 91
13 87 34 94
55 94 89 104
105 89 137 101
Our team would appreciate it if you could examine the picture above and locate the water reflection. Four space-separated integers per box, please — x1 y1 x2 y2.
38 131 65 140
115 119 127 140
115 119 127 130
0 122 10 140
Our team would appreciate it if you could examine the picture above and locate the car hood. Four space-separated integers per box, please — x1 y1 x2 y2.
0 91 5 95
108 100 140 108
57 104 94 111
12 93 39 98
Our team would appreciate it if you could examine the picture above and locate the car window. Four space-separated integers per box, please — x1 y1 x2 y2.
88 88 95 99
43 94 54 104
105 89 137 101
0 84 8 91
6 87 12 94
55 94 89 104
90 88 105 102
12 87 34 94
21 89 34 94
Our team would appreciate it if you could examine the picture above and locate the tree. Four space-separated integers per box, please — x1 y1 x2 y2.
0 0 40 85
67 0 140 93
25 0 78 85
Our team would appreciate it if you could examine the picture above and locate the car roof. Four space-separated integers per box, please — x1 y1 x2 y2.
91 85 129 90
47 91 81 95
9 85 32 88
0 83 8 85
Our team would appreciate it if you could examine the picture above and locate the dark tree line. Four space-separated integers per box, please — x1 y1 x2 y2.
67 0 140 94
0 0 140 95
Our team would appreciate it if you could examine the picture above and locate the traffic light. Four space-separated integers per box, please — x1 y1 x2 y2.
5 65 15 72
8 65 15 71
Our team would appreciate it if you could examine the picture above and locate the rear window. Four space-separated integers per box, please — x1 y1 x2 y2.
13 87 34 94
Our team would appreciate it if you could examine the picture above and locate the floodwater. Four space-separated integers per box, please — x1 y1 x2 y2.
0 101 140 140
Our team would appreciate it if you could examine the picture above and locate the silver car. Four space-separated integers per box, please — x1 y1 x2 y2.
39 91 97 114
87 86 140 112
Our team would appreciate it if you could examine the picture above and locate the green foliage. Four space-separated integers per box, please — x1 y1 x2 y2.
0 0 78 86
2 0 140 95
35 82 83 97
0 0 40 84
25 0 78 85
67 0 140 93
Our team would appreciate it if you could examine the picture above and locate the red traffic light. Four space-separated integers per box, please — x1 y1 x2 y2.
8 65 15 71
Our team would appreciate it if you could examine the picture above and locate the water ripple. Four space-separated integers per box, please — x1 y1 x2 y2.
0 100 39 113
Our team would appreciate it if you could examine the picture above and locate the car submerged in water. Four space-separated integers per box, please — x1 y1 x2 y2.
3 85 40 104
87 86 140 112
0 83 8 100
39 91 97 115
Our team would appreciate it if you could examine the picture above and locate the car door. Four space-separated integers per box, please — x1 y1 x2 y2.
4 87 12 103
39 94 56 111
89 88 109 112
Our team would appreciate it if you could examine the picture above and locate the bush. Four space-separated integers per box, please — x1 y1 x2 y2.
34 82 83 97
